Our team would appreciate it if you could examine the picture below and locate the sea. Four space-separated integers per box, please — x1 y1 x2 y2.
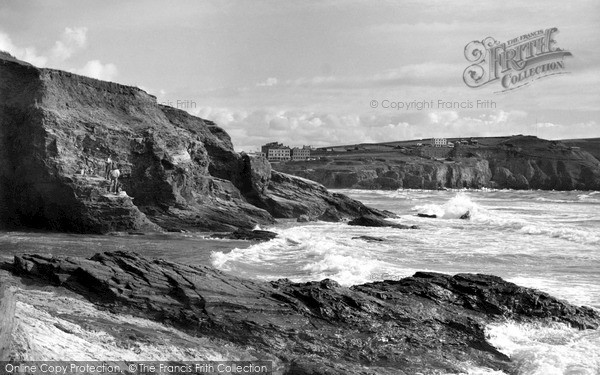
1 189 599 374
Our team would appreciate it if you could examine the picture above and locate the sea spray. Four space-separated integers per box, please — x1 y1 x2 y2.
414 192 485 219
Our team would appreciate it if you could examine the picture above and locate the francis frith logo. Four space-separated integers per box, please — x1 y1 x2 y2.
463 27 572 92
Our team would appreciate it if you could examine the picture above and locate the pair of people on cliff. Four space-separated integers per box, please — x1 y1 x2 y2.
104 157 113 180
105 157 120 193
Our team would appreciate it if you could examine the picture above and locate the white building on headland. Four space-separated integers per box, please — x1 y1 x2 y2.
262 142 310 161
291 146 311 160
261 142 290 161
431 138 447 147
267 147 291 161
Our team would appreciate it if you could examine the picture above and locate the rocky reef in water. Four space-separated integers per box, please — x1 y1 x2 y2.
275 136 600 190
4 251 599 374
0 53 387 233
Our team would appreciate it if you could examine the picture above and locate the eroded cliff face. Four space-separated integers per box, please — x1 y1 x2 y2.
276 139 600 190
482 144 600 190
280 158 493 190
0 54 385 233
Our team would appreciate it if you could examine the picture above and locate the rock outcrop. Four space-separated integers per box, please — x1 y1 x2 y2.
275 136 600 190
210 229 278 241
0 53 387 233
348 215 418 229
8 251 600 374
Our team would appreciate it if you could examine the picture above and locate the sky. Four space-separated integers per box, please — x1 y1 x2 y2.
1 0 599 151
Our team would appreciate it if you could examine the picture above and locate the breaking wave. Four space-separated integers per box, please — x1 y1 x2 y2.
485 322 600 375
414 193 485 219
211 224 403 286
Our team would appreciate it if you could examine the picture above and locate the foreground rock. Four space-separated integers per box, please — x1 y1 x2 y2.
0 53 388 233
348 215 418 229
8 252 599 374
0 283 16 361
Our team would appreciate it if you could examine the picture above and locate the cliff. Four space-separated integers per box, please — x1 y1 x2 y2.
6 251 600 374
275 136 600 190
0 53 387 233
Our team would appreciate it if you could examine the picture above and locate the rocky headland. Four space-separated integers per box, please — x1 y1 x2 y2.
275 136 600 190
2 251 599 374
0 53 387 234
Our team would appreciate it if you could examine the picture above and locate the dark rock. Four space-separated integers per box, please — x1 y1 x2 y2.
210 229 277 241
253 171 390 221
316 207 343 222
348 215 418 229
460 211 471 220
417 213 437 218
9 252 600 374
296 214 313 223
0 54 389 233
351 235 386 242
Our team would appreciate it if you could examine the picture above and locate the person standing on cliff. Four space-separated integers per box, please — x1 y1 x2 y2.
105 156 113 180
109 163 121 194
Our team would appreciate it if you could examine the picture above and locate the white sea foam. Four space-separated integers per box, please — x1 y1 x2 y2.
518 224 600 245
577 192 600 202
486 322 600 375
461 367 508 375
211 224 412 286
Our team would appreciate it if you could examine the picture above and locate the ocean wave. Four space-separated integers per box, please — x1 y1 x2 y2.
211 225 397 286
412 193 600 245
518 225 600 245
578 192 600 203
534 197 575 203
413 193 488 219
486 322 600 375
473 215 599 246
533 196 600 204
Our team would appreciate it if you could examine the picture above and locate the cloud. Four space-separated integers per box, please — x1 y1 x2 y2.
187 106 419 151
51 27 87 61
281 63 462 90
0 31 48 66
1 28 117 82
187 105 586 152
257 77 278 87
428 111 459 125
76 60 118 81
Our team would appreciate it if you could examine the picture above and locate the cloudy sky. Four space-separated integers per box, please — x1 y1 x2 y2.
1 0 599 151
